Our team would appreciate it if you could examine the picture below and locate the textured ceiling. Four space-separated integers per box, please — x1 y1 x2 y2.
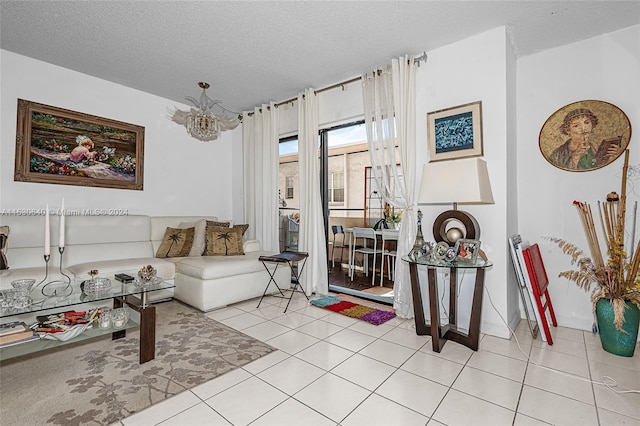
1 1 638 113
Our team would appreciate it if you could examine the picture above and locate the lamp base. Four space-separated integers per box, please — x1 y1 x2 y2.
433 209 479 246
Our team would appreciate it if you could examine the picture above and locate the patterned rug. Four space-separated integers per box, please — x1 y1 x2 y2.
311 296 396 325
0 300 274 426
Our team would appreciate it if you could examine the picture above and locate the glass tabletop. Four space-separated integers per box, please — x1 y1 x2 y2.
0 277 174 319
402 255 492 269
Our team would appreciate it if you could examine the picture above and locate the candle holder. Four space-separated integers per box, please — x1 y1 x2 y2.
34 247 73 301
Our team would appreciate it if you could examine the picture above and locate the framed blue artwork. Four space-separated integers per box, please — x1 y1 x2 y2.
427 101 483 162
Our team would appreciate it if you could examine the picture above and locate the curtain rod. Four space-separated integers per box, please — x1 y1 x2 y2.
249 51 428 114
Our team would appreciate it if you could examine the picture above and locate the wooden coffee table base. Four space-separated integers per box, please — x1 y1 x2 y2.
112 295 156 364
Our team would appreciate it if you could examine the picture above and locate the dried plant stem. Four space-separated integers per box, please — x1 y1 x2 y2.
598 201 608 246
589 204 605 269
628 241 640 285
619 152 629 235
601 202 613 242
617 151 630 290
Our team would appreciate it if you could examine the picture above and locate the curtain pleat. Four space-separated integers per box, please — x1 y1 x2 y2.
362 56 417 318
298 89 329 296
242 103 280 252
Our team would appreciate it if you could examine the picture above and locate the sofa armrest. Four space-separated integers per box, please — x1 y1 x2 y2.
243 239 262 253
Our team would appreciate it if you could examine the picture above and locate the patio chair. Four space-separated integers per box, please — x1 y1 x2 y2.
380 228 399 287
350 227 383 286
330 225 349 268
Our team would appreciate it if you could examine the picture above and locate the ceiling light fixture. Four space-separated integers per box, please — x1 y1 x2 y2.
170 82 242 142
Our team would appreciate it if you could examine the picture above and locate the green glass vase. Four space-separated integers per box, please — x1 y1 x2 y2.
596 299 640 357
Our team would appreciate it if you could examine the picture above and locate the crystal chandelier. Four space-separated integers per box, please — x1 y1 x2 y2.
170 82 241 142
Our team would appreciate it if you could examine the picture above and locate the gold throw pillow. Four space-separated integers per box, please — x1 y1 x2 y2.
205 226 244 256
156 227 195 258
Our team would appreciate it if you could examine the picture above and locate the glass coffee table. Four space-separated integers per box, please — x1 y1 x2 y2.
0 277 174 364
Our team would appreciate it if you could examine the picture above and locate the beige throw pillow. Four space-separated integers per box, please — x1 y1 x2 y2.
156 227 195 258
178 219 207 256
204 226 244 256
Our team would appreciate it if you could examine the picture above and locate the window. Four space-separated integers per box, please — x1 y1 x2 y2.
329 172 344 202
285 176 294 199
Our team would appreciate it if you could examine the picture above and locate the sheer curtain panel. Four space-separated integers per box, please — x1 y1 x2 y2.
298 89 329 296
242 103 280 252
362 55 417 318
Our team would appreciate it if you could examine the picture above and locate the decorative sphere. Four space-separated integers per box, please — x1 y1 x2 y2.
446 227 463 244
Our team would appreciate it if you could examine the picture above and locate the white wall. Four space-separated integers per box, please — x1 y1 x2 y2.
517 25 640 332
418 27 512 338
1 50 239 218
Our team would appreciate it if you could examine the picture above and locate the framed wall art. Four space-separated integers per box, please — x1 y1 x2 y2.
14 99 145 190
539 100 631 172
427 100 483 162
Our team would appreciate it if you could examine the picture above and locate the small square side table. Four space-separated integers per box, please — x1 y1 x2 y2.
257 251 309 312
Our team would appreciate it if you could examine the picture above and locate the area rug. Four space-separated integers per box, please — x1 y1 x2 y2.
311 296 396 325
0 301 275 426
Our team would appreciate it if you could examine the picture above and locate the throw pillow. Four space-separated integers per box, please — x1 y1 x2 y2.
204 221 248 236
0 226 9 270
206 220 231 228
156 227 195 258
178 219 207 256
234 224 249 236
204 226 244 256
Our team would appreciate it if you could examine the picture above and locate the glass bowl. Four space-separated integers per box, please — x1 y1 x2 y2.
11 279 36 294
111 307 130 329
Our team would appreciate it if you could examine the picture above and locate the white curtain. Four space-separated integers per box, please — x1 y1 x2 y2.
242 103 280 252
298 89 329 295
362 56 417 318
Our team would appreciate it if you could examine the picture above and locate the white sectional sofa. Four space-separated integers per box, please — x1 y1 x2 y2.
0 214 290 311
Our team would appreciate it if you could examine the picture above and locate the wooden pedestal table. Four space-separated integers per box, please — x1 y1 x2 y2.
402 255 492 352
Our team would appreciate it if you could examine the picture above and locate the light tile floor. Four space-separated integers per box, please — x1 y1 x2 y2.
117 293 640 426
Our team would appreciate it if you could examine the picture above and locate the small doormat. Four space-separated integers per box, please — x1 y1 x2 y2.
311 296 396 325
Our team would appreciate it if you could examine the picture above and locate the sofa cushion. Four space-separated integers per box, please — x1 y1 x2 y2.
178 219 207 257
156 227 195 258
176 251 275 280
0 226 9 270
204 226 244 256
67 258 176 281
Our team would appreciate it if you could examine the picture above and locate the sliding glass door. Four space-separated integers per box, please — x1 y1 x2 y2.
278 121 394 305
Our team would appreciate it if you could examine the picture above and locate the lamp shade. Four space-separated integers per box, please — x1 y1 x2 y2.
418 158 494 205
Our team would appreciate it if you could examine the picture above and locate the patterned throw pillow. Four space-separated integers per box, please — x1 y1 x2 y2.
155 227 195 258
205 221 248 236
0 226 9 270
204 226 244 256
233 224 249 236
206 220 231 228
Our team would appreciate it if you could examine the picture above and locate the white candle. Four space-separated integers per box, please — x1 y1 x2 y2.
59 198 65 248
44 204 50 256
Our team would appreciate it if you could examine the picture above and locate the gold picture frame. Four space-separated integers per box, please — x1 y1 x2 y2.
14 99 144 190
427 101 483 162
538 100 631 172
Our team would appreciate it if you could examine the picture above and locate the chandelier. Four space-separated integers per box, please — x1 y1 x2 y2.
170 82 241 142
